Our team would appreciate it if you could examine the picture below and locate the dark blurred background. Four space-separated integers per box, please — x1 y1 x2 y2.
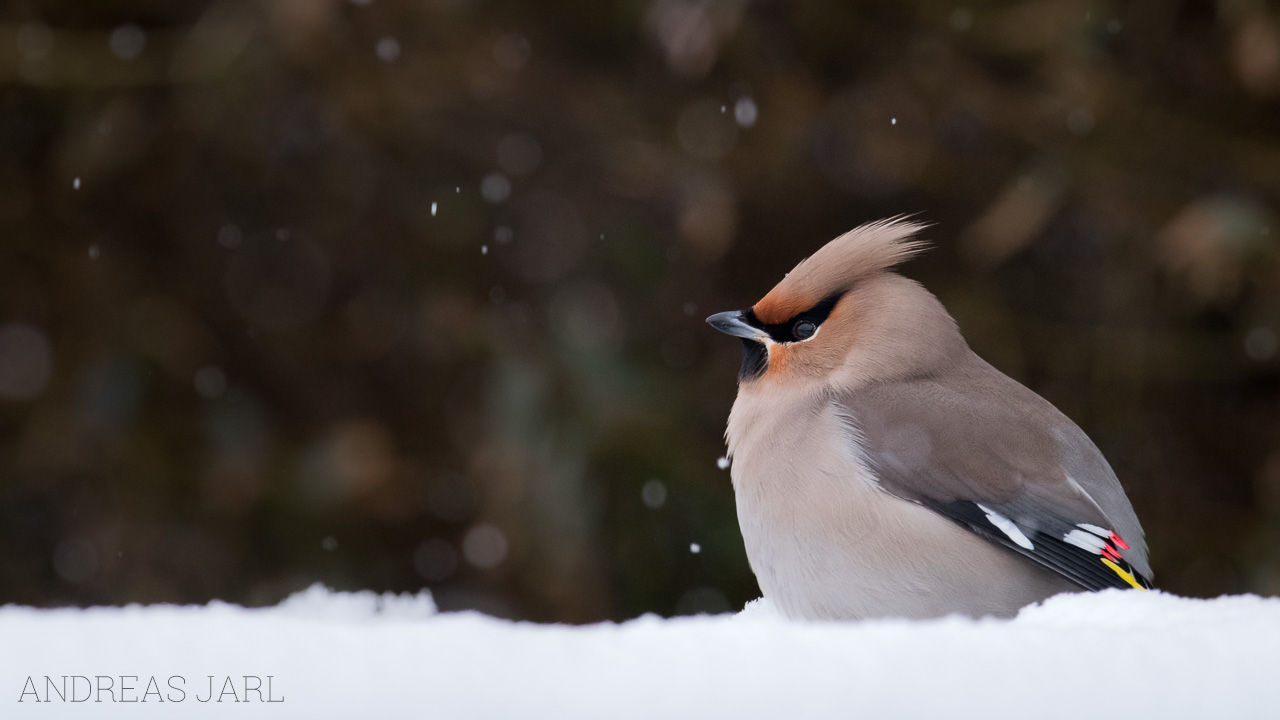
1 0 1278 622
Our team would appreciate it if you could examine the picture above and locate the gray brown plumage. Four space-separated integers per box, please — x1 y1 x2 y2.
708 218 1151 620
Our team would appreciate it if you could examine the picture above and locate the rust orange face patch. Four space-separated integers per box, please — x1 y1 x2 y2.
764 342 791 377
753 291 820 326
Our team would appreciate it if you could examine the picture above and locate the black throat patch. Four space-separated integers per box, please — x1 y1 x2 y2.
739 339 768 381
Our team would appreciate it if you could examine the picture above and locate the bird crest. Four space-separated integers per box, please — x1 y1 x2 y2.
753 217 930 324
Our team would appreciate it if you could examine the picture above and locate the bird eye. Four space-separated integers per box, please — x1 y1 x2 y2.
792 320 817 341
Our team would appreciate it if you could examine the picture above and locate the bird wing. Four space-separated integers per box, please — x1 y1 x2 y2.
834 362 1152 591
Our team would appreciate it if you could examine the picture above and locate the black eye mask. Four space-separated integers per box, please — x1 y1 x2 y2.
737 294 842 381
744 294 842 345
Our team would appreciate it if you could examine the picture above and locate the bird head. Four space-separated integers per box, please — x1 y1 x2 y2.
707 218 966 387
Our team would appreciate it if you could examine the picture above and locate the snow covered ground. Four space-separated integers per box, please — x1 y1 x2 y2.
3 586 1278 719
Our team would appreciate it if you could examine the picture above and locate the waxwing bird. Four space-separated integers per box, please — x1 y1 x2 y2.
707 218 1152 621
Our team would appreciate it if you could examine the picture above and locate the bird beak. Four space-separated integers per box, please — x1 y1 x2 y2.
706 310 767 340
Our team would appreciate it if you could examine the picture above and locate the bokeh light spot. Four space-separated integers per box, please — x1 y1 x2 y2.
463 524 508 569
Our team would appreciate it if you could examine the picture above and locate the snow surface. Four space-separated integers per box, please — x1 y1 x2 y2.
4 586 1278 718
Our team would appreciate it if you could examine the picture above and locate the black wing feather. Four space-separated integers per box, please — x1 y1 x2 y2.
925 499 1152 591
